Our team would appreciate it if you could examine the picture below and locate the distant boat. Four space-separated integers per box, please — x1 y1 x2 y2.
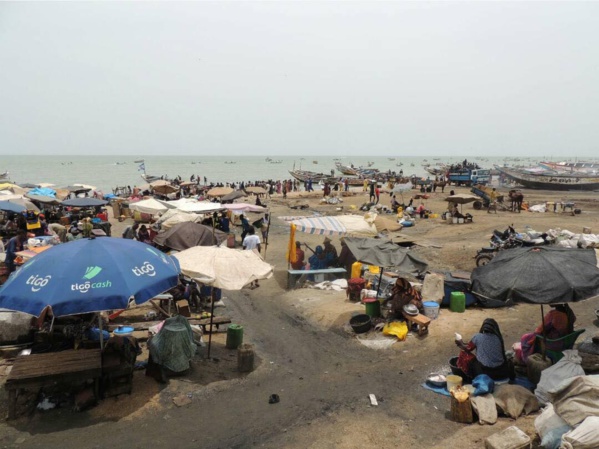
134 159 144 163
335 162 358 175
388 158 395 161
225 161 236 164
367 161 375 167
313 160 318 164
141 173 162 183
396 162 403 167
0 171 9 179
265 157 272 162
270 160 283 164
289 169 336 183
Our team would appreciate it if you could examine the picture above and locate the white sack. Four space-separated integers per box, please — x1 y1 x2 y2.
549 375 599 427
420 273 445 304
536 350 585 405
560 416 599 449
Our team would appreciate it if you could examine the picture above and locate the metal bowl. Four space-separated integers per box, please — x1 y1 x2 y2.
403 304 419 316
426 373 447 388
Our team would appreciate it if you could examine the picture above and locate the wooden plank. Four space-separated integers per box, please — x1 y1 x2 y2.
7 349 101 382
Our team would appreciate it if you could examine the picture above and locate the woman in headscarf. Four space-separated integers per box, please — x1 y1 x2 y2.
308 245 327 270
455 318 511 380
516 304 576 364
386 277 423 317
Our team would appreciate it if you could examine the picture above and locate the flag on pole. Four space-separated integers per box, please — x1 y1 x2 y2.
138 163 145 172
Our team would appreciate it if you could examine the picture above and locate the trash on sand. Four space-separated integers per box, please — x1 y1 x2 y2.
369 394 378 406
269 394 280 404
173 395 192 407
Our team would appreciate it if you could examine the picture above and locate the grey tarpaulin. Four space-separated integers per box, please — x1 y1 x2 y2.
342 237 428 273
148 315 197 373
153 221 227 251
471 247 599 307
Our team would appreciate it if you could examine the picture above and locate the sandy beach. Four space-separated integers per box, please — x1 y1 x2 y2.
2 182 599 449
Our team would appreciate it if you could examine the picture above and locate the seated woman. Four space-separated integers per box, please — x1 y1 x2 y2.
308 245 327 270
516 304 576 364
455 318 512 381
385 277 423 318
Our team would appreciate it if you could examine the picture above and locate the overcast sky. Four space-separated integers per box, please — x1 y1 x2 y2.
1 1 598 157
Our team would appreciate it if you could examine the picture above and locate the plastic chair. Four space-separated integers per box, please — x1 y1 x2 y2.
533 329 586 363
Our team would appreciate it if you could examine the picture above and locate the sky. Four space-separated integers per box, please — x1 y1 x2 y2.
1 1 598 157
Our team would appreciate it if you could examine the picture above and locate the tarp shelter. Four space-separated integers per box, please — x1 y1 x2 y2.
222 203 267 213
174 201 223 214
471 247 599 307
289 214 377 237
207 187 234 197
27 187 56 197
61 198 108 207
65 185 92 194
25 194 62 205
220 190 247 202
128 198 169 215
392 182 413 193
245 186 267 195
153 222 227 251
374 215 402 233
0 183 27 196
152 184 179 195
343 237 428 274
158 212 203 230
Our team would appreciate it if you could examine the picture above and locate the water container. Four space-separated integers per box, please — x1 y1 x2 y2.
450 292 466 313
446 374 463 392
226 324 244 349
368 265 380 274
351 262 363 279
363 298 381 318
422 301 440 320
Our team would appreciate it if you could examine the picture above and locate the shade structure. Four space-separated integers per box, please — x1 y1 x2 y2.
152 184 179 195
150 180 170 188
25 194 62 205
0 237 180 317
0 197 39 212
245 186 267 195
471 247 599 307
290 214 377 237
159 213 203 230
65 185 92 193
26 187 56 198
0 200 27 213
153 222 227 251
165 199 223 214
73 183 97 191
222 203 267 213
128 198 169 215
0 183 27 196
61 197 108 207
174 246 274 290
343 237 428 273
392 182 413 193
206 187 234 197
220 190 247 202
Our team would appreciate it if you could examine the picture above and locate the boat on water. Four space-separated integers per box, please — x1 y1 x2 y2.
495 166 599 191
388 158 395 161
270 160 283 164
141 173 162 183
424 166 445 176
0 171 9 180
225 161 236 164
313 160 318 164
539 160 599 174
335 162 358 175
396 162 403 167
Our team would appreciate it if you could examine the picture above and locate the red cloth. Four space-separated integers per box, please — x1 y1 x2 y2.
535 310 570 340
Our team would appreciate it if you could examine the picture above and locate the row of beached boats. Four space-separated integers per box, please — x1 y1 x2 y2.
496 161 599 191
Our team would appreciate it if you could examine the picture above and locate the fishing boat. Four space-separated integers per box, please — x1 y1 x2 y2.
0 171 9 180
313 160 318 164
141 173 162 183
225 161 236 164
538 160 599 174
388 158 395 161
495 166 599 191
288 169 337 183
335 162 358 176
424 166 445 176
270 160 283 164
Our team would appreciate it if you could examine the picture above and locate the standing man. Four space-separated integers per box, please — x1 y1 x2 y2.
242 226 261 289
5 230 27 274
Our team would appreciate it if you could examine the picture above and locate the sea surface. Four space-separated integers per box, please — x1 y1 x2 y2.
0 154 560 194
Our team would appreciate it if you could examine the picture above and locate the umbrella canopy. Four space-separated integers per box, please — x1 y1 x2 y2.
153 222 227 251
0 183 27 196
128 198 168 215
174 246 273 290
168 200 223 214
0 197 39 212
150 180 170 188
471 247 599 307
343 237 428 273
160 212 203 230
0 200 26 213
245 186 267 195
65 185 92 193
221 190 247 202
25 194 62 205
73 183 97 191
207 187 234 197
444 194 478 204
61 197 108 207
290 214 377 237
0 237 180 317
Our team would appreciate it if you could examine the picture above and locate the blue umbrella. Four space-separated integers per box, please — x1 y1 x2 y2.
0 237 180 317
62 198 108 207
0 200 26 213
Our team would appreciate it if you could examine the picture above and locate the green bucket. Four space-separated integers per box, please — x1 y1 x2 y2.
450 292 466 313
363 298 381 318
226 324 244 349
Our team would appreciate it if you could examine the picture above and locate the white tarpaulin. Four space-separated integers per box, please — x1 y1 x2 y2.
160 213 204 230
392 182 413 193
128 198 169 215
290 214 377 237
173 246 274 290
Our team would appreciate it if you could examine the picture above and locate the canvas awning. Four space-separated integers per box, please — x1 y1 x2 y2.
343 237 428 273
128 198 169 215
289 214 377 237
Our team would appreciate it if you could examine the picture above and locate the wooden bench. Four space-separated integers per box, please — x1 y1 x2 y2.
108 316 232 334
402 312 431 336
287 268 347 289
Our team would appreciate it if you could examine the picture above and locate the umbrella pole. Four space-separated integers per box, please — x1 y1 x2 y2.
98 313 104 351
263 212 271 260
207 287 216 359
540 304 547 360
375 267 384 299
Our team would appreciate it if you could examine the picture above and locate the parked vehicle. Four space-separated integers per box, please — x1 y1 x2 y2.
448 169 490 186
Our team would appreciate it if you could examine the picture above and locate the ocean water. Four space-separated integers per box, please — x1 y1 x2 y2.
1 154 549 193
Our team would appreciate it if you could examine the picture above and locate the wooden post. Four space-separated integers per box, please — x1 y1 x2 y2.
237 344 255 373
450 396 473 424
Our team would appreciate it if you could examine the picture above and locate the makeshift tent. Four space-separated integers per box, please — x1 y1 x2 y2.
222 203 267 213
444 194 479 204
160 213 203 230
152 184 179 195
289 214 377 237
245 186 267 195
27 187 56 197
0 183 27 196
220 190 247 202
471 247 599 308
153 222 227 251
175 201 223 214
25 194 61 205
128 198 168 215
206 187 234 197
343 237 428 274
374 215 402 233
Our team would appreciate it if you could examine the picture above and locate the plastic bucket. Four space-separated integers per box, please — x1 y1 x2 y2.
226 324 244 349
422 301 440 320
446 374 463 392
363 298 381 318
450 292 466 313
452 217 458 224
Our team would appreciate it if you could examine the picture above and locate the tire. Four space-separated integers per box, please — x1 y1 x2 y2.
476 254 494 267
473 201 483 210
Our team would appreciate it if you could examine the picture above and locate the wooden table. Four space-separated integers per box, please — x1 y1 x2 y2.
5 349 102 420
